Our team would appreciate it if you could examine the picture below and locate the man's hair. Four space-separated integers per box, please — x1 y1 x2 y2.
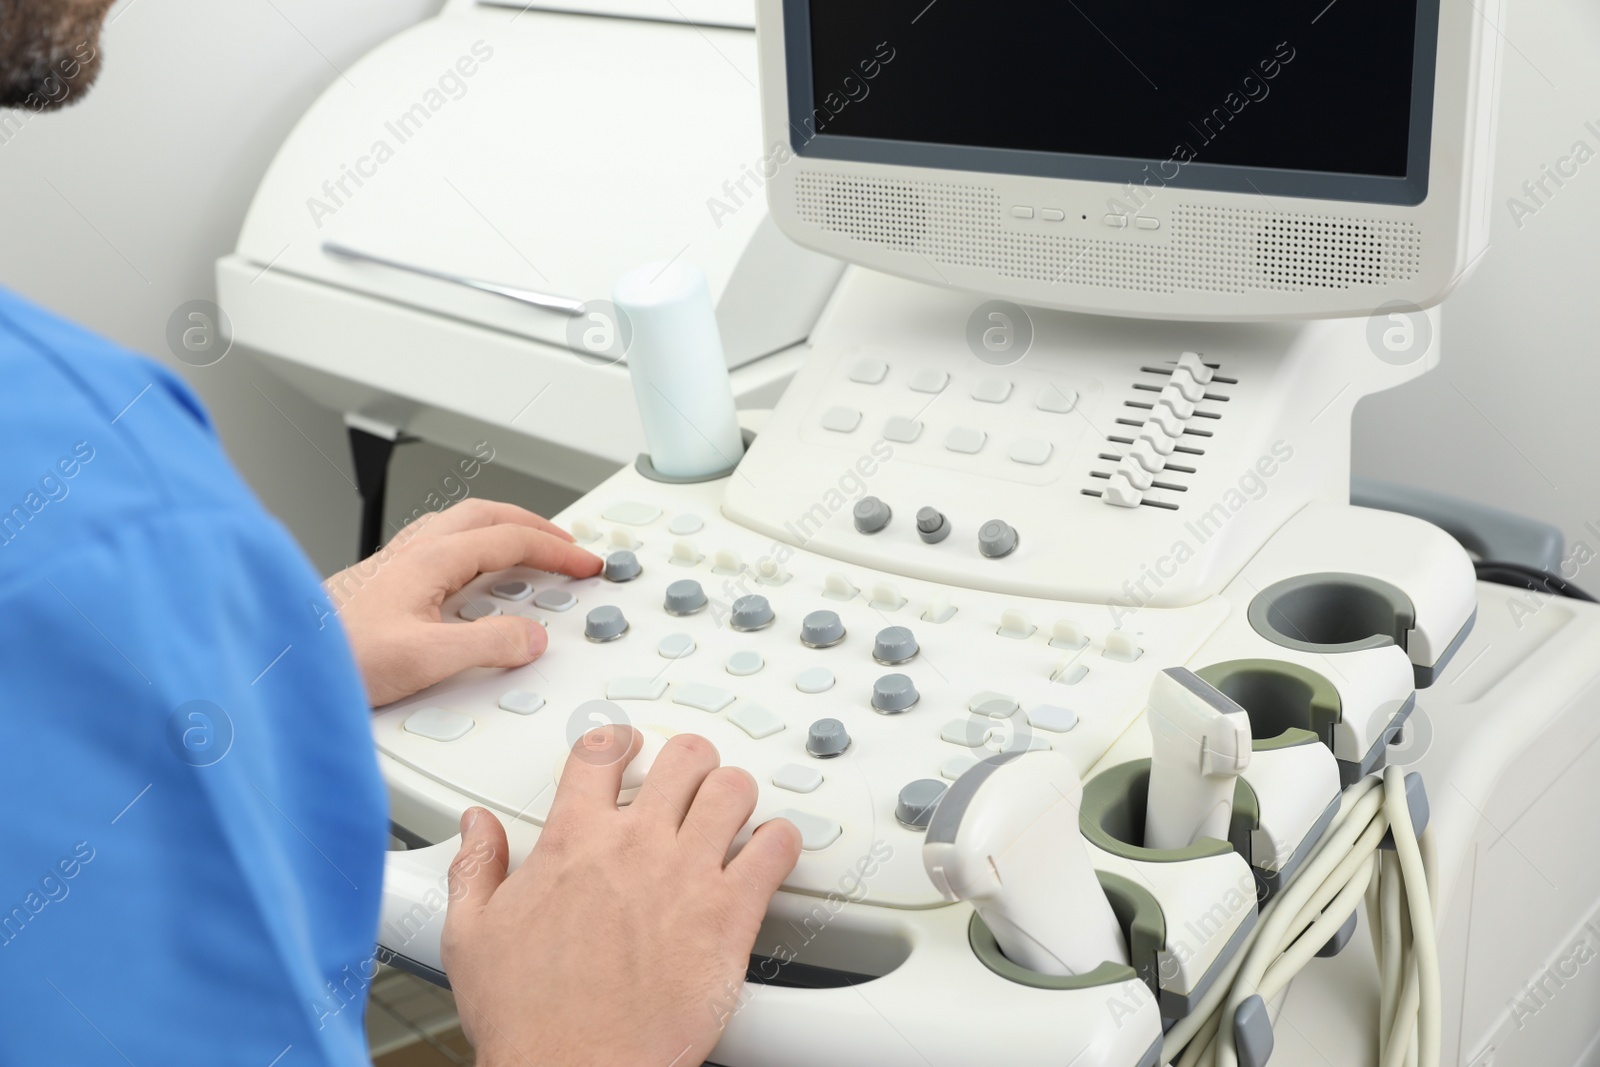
0 0 116 113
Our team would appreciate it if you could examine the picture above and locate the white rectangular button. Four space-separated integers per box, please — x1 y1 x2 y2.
728 703 785 739
909 369 949 394
1036 385 1078 413
672 682 735 713
1041 208 1065 221
883 416 922 443
1010 205 1035 219
1009 439 1052 465
1135 216 1161 230
821 406 862 433
1027 704 1079 733
404 707 474 742
769 809 842 851
849 358 888 384
944 427 986 454
601 502 661 525
1104 214 1129 228
971 377 1012 403
772 763 823 794
497 690 545 715
607 677 669 700
940 719 989 747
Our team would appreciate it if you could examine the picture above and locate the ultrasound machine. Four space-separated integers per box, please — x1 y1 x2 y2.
225 1 1600 1064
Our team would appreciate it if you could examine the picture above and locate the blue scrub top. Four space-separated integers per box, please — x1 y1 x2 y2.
0 288 389 1066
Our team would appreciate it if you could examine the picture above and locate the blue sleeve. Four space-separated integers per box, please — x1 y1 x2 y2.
0 289 390 1067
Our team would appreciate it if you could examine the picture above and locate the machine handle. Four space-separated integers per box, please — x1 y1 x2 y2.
322 241 586 316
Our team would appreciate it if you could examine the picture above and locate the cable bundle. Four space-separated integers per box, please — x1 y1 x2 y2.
1163 766 1440 1067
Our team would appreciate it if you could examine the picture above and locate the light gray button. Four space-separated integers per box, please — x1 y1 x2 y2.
821 406 862 433
883 416 922 443
806 718 851 758
498 690 545 715
916 507 950 544
944 427 986 454
1041 208 1066 222
730 594 774 632
896 779 949 829
602 501 662 525
941 754 980 780
909 369 948 394
728 702 784 739
940 718 989 747
603 551 641 582
801 610 846 648
972 377 1013 403
404 706 474 742
1010 205 1034 219
1135 215 1161 231
1009 439 1053 466
663 579 708 616
726 650 765 676
873 626 919 665
491 579 533 601
606 676 668 700
657 633 696 659
853 496 891 534
458 600 501 621
872 673 920 714
978 519 1019 559
772 763 823 794
768 808 842 851
795 667 835 694
969 691 1020 717
533 588 576 612
849 358 888 384
1036 385 1078 413
1028 704 1079 733
672 682 735 713
585 605 629 642
667 513 703 535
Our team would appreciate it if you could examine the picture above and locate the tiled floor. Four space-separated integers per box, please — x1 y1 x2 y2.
366 966 474 1066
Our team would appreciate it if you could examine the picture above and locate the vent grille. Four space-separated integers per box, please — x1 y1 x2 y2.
795 172 1422 295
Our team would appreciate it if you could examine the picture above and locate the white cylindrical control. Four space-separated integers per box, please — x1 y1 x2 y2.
924 751 1128 977
612 261 745 479
1144 667 1252 850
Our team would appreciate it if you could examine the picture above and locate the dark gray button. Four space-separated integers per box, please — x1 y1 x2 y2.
584 605 629 642
853 496 892 534
916 507 950 544
663 579 708 616
977 519 1019 559
872 673 920 714
801 610 846 648
806 718 851 759
873 626 919 665
603 550 642 582
730 594 775 632
896 779 949 830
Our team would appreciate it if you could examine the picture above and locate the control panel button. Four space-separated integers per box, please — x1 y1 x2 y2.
873 626 920 665
1178 350 1215 383
1116 461 1155 491
755 559 790 585
602 502 661 525
849 358 889 384
1010 205 1035 219
823 573 858 601
1028 704 1079 733
944 427 987 454
916 507 950 544
869 582 906 611
971 377 1013 404
657 633 696 660
1104 630 1144 661
498 690 545 715
806 718 851 758
940 718 989 747
795 667 836 694
606 676 668 700
491 579 533 601
883 416 923 443
712 548 744 575
1049 620 1089 650
996 609 1036 640
459 600 501 621
969 691 1019 718
1127 439 1166 474
585 605 629 642
941 754 980 780
800 610 847 648
1169 368 1206 402
909 369 949 394
1052 661 1089 686
1157 384 1196 419
1041 208 1066 222
672 682 736 713
533 588 576 612
853 496 892 534
896 779 949 829
608 527 641 550
768 808 842 851
1136 428 1178 456
671 541 705 566
664 579 709 616
821 406 862 433
1102 473 1144 508
725 650 765 677
1147 406 1185 438
1036 384 1078 413
1103 213 1129 228
1134 215 1161 231
569 517 600 543
772 763 823 794
729 702 785 739
729 594 775 632
977 519 1019 559
404 706 474 742
667 513 704 535
1009 439 1052 466
603 551 642 583
922 594 958 623
872 673 920 714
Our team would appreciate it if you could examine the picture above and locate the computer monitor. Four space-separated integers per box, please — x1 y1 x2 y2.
756 0 1501 320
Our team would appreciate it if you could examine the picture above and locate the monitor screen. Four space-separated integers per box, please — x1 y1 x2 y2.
788 0 1437 204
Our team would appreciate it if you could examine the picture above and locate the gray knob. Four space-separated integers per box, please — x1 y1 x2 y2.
584 605 629 642
853 496 892 534
603 550 642 582
873 626 919 665
806 718 851 759
800 609 846 648
916 507 950 544
977 519 1019 559
872 673 920 714
730 594 775 632
663 579 708 616
896 778 949 830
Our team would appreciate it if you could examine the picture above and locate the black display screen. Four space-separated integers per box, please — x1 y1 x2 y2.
793 0 1434 197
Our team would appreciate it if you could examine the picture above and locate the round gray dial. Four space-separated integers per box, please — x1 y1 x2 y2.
872 673 920 714
873 626 919 665
584 605 629 642
663 578 708 616
977 519 1019 559
896 779 949 830
806 718 851 759
603 550 642 582
853 496 892 534
729 594 775 632
800 609 846 648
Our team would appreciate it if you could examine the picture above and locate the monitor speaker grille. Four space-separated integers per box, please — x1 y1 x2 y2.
794 171 1422 296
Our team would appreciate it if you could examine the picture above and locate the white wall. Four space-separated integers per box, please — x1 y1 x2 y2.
0 0 443 577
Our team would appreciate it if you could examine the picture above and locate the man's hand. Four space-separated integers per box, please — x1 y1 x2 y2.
325 499 601 706
442 727 803 1067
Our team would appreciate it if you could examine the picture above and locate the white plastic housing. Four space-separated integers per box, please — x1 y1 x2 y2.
1144 668 1253 850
